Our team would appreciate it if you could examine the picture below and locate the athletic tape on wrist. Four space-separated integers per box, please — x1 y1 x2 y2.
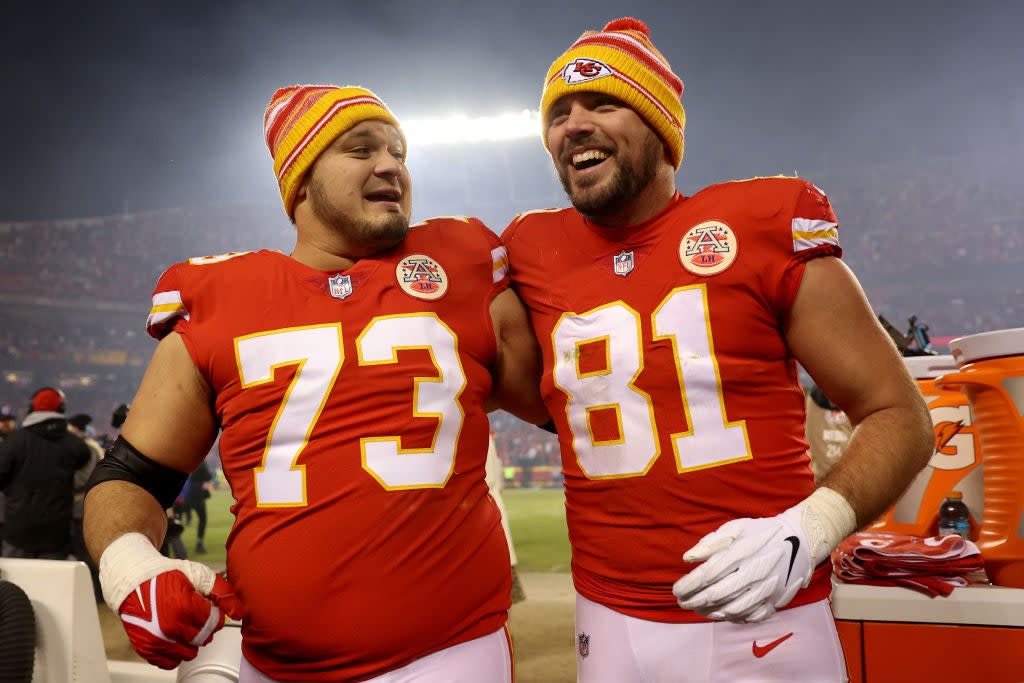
99 532 217 613
793 486 857 566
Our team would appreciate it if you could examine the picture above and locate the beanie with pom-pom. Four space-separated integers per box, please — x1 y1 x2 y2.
540 17 685 168
264 85 404 218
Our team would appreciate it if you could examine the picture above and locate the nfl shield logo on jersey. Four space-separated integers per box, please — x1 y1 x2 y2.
577 632 590 659
327 273 353 299
613 250 634 277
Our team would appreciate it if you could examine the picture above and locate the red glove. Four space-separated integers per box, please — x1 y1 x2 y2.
118 570 243 669
100 533 244 669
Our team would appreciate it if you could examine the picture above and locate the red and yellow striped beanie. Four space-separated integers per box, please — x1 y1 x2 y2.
263 85 404 217
541 17 686 169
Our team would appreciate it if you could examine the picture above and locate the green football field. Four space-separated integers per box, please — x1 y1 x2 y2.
177 487 571 573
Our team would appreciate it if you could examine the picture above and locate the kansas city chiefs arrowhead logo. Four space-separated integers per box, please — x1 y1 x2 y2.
562 58 613 84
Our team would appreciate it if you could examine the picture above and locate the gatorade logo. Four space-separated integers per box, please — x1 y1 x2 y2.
935 421 965 455
927 402 975 471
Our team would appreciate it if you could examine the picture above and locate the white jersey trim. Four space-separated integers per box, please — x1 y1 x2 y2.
147 290 189 328
792 218 839 253
491 246 509 283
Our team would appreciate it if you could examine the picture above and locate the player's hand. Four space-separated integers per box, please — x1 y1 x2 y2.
673 487 857 623
672 509 813 623
100 533 244 669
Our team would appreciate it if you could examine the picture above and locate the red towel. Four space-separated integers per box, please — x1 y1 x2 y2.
831 531 984 597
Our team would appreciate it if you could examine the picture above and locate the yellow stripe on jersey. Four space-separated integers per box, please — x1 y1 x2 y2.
491 246 509 283
792 218 839 253
147 290 189 329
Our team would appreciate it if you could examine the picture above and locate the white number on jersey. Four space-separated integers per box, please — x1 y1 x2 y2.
552 285 752 478
235 316 467 506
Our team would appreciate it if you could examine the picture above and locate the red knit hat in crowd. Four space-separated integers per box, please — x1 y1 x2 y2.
30 387 66 414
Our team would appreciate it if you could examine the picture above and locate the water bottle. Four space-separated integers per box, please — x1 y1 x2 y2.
938 490 971 539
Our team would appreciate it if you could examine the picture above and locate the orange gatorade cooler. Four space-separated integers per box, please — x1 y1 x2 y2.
937 327 1024 588
869 355 983 538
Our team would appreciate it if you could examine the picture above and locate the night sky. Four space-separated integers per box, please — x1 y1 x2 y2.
2 0 1021 221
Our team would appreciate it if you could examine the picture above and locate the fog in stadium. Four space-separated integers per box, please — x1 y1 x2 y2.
0 0 1022 421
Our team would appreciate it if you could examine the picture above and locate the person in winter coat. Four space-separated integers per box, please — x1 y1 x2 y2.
0 387 90 559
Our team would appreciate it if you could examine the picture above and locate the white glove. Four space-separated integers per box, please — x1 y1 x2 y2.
672 487 856 623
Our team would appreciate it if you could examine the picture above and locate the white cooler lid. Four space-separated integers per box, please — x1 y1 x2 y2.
902 354 958 380
949 327 1024 366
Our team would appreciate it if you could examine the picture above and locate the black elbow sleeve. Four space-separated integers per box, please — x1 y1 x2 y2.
85 435 189 510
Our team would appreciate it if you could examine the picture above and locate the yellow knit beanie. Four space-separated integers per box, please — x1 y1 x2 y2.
541 17 685 168
263 85 404 217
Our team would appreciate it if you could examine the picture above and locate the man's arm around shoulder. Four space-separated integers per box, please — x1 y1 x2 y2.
487 288 549 425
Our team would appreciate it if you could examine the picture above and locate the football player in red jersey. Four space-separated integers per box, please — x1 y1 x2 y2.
83 85 547 682
502 18 933 682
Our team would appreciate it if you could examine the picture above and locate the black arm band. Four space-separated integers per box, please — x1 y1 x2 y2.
537 419 558 434
85 435 189 510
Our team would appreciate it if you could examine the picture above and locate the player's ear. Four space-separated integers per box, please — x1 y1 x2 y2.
290 175 311 226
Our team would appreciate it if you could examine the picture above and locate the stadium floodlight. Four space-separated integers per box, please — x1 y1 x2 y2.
400 109 541 147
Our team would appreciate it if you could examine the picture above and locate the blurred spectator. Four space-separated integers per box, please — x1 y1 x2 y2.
0 388 90 559
67 412 105 600
111 402 130 430
0 404 16 544
183 460 213 555
0 405 16 436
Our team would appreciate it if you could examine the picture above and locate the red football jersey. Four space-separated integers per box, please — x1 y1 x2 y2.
147 218 512 681
502 177 842 622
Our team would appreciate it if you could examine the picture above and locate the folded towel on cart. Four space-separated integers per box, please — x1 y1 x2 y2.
832 531 984 597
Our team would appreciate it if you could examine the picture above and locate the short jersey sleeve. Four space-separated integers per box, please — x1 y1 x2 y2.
415 216 509 294
147 262 192 340
146 251 255 340
771 179 842 316
791 180 841 261
473 217 510 293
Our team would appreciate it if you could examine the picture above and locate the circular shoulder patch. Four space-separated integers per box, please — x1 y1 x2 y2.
679 220 739 276
396 254 449 300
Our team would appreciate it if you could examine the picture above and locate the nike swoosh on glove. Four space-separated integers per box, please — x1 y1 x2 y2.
119 570 241 669
100 533 244 669
672 487 856 624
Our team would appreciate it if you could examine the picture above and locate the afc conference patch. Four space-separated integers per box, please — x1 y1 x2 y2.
396 254 449 301
680 220 739 276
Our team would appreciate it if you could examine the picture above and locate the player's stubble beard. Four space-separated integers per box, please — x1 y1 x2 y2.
308 175 409 253
557 129 663 220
